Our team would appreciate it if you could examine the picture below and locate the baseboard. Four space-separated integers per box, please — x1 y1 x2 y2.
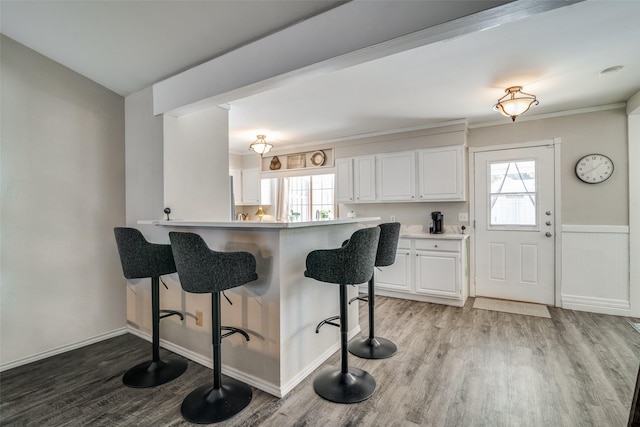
127 325 360 398
0 327 129 373
562 294 631 316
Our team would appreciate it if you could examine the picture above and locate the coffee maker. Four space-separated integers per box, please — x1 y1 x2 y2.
430 211 444 234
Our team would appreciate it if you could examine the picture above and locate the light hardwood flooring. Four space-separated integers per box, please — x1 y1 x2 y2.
2 297 640 426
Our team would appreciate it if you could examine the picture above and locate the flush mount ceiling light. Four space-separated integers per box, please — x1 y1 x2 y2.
249 134 273 156
493 86 539 122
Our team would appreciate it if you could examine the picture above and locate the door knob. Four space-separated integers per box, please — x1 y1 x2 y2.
545 232 552 237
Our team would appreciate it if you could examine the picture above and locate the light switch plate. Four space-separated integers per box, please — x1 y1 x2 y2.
458 212 469 222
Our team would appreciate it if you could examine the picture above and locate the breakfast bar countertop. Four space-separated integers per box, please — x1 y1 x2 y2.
143 217 380 229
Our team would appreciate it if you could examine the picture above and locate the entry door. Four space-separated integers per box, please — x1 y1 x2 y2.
474 145 555 305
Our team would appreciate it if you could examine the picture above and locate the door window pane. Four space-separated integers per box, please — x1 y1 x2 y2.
490 161 536 226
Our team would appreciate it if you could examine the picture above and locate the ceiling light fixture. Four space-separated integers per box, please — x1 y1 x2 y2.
249 134 273 156
493 86 539 122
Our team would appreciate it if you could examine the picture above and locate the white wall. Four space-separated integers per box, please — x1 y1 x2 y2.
0 36 126 368
163 106 230 221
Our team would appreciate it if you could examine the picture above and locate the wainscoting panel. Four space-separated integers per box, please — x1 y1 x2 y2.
561 225 630 316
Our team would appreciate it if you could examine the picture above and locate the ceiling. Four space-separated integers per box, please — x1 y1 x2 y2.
2 0 639 154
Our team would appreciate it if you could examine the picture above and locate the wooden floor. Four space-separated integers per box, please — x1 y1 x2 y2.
2 297 640 426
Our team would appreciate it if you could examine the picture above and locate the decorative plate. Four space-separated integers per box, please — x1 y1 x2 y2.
310 150 325 167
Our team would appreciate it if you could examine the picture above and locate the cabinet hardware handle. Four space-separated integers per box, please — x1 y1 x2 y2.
434 244 438 248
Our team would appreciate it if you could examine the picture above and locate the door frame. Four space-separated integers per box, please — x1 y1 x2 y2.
469 138 562 306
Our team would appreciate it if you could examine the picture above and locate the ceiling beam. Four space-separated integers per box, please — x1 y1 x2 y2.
153 0 582 116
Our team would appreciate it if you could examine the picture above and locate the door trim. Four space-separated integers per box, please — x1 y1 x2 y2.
469 138 562 306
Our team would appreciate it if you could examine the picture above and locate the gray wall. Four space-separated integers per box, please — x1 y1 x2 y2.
0 36 126 366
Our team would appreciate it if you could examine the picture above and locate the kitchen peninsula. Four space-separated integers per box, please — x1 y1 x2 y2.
147 217 379 397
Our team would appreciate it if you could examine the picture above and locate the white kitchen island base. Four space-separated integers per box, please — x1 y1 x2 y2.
145 218 378 397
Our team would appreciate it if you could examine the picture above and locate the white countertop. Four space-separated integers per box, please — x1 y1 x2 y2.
141 217 380 229
399 224 470 240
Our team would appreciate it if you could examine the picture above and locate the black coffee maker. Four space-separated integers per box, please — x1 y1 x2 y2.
430 211 444 234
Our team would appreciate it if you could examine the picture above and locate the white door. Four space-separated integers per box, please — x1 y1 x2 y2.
474 145 556 305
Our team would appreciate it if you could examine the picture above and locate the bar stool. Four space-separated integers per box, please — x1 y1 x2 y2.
169 231 257 424
113 227 188 388
305 227 380 403
348 222 401 359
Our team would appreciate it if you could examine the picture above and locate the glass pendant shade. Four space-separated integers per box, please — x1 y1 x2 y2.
249 135 273 155
493 86 539 122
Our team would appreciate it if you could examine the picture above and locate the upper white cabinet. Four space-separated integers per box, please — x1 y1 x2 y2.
231 167 269 205
336 145 466 204
241 167 261 204
377 151 416 201
335 158 354 202
353 156 376 202
417 145 466 201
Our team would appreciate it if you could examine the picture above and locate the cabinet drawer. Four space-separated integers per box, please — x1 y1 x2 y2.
415 239 460 252
397 238 411 249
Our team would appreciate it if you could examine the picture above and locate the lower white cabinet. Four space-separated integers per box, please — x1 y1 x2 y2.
372 235 469 307
375 241 412 292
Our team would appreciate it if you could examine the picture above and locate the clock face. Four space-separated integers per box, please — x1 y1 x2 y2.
575 154 614 184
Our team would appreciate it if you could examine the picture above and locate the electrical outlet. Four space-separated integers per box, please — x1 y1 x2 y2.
390 215 396 222
195 310 203 326
458 212 469 222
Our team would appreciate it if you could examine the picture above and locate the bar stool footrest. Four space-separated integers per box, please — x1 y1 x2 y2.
348 295 369 305
313 367 376 403
221 326 250 341
348 336 397 360
123 357 188 388
159 309 184 321
315 315 340 333
181 377 252 424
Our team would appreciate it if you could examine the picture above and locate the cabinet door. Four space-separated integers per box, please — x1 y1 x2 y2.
418 145 465 201
415 250 460 298
241 167 261 204
377 151 416 201
335 158 354 203
375 250 411 292
354 155 376 202
230 169 242 205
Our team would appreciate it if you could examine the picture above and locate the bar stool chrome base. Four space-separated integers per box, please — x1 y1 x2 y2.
181 377 252 424
123 358 188 388
348 336 397 360
313 367 376 404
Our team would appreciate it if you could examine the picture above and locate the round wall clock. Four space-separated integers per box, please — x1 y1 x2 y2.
575 153 614 184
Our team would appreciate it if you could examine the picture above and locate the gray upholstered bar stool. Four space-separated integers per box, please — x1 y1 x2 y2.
169 231 257 424
305 227 380 403
113 227 188 388
349 222 401 359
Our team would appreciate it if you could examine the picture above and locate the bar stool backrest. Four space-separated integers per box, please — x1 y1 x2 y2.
114 227 176 279
305 227 380 285
169 231 258 294
375 222 401 267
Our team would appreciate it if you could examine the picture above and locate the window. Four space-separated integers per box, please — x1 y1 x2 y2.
489 160 536 226
288 174 334 221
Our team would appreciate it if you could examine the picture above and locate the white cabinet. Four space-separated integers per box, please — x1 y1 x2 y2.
377 151 416 201
364 235 469 307
336 156 376 203
335 144 466 204
417 145 466 201
376 239 412 292
354 156 376 202
231 167 267 205
241 167 261 204
335 158 354 203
